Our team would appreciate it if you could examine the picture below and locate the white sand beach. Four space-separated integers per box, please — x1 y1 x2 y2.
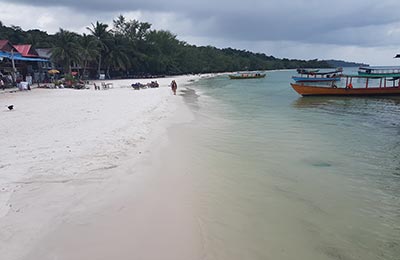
0 75 206 260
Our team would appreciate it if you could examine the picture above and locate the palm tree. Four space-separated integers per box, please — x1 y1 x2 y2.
86 21 110 78
51 29 81 74
111 16 152 74
117 17 151 43
146 30 182 74
79 34 100 78
104 36 131 78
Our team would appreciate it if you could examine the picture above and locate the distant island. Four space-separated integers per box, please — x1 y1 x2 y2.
324 59 368 68
0 17 364 79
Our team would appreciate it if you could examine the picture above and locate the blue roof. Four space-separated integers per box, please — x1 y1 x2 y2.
0 51 49 62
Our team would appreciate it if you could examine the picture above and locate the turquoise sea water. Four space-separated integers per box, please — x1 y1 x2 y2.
175 69 400 260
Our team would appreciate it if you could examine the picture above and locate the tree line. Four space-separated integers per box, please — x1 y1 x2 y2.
0 16 331 79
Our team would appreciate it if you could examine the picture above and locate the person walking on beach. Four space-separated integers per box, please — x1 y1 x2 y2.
171 80 177 95
0 78 4 90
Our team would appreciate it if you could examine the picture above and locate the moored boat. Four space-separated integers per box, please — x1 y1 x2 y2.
296 68 320 74
229 72 266 79
291 74 400 96
292 68 343 82
358 66 400 76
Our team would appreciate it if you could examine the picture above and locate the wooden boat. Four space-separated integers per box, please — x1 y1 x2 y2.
358 66 400 76
291 74 400 96
296 68 320 74
229 72 266 79
292 76 341 83
292 68 343 82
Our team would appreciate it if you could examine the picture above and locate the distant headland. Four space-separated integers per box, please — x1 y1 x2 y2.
324 59 369 68
0 17 365 80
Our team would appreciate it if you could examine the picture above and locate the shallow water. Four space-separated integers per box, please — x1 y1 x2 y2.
175 70 400 260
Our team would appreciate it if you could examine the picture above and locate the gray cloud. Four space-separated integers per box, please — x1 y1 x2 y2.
1 0 400 64
5 0 400 46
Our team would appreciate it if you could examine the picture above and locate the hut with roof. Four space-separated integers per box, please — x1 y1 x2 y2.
0 40 49 85
0 40 19 83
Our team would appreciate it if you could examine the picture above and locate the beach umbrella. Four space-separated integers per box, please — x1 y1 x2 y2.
48 69 60 74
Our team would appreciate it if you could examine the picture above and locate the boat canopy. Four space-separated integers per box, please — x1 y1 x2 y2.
358 66 400 72
343 73 400 79
297 68 342 75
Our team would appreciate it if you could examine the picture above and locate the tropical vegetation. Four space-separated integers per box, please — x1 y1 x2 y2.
0 17 331 79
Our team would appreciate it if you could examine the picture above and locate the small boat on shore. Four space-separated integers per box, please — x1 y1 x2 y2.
229 72 266 79
291 74 400 96
292 68 343 83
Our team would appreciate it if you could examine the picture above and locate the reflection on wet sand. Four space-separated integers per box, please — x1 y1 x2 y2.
180 88 200 110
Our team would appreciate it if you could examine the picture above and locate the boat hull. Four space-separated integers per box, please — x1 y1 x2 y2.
292 76 340 82
291 83 400 96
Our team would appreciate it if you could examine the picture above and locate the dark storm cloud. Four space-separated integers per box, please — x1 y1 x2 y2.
3 0 400 47
4 0 177 12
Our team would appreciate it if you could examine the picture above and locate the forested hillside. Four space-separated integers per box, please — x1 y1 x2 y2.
0 17 331 78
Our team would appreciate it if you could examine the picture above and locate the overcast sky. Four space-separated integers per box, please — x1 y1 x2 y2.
1 0 400 65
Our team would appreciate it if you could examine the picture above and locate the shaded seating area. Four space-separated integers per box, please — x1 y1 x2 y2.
0 40 50 87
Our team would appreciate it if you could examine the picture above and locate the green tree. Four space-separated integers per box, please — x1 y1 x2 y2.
26 29 52 48
145 30 184 74
103 36 131 78
51 29 81 73
112 15 153 73
0 17 333 78
86 21 110 78
113 15 151 42
79 34 100 78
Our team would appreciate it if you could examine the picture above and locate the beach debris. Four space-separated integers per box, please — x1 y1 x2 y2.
7 105 14 110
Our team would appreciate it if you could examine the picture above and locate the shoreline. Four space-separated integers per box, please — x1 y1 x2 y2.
0 74 209 260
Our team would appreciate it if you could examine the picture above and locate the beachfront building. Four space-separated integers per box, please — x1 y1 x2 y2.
35 48 54 82
0 40 19 84
0 40 49 85
38 47 90 80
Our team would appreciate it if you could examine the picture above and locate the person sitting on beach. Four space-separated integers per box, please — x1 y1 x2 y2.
131 83 141 90
152 81 159 88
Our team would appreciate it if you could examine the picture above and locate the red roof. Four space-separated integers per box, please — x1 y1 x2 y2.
0 40 18 52
0 40 8 49
14 44 38 57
